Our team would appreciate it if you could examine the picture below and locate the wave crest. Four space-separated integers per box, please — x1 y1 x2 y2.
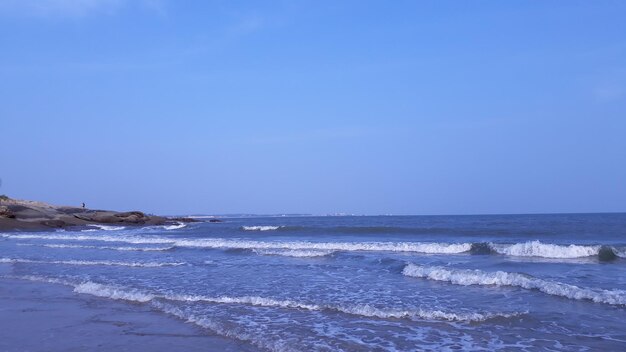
4 233 622 261
402 263 626 306
252 249 334 258
87 225 126 231
241 226 283 231
490 241 600 258
1 234 472 254
162 223 187 230
74 281 155 302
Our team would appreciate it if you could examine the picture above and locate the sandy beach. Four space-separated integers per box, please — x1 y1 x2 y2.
0 276 255 352
0 198 246 352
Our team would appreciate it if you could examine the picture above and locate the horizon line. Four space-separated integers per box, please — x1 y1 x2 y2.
177 211 626 218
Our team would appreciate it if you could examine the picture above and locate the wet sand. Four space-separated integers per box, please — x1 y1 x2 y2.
0 277 255 352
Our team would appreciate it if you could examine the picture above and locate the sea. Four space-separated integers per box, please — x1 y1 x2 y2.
1 213 626 351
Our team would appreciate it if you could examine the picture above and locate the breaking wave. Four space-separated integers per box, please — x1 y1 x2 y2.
0 257 185 267
162 223 187 230
175 239 472 254
0 234 472 254
16 243 174 252
402 264 626 306
3 233 623 260
490 241 600 259
241 226 284 231
166 294 520 322
252 249 335 258
74 281 156 302
10 275 520 323
86 225 126 231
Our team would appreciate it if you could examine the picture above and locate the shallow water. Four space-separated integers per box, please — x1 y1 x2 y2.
2 214 626 351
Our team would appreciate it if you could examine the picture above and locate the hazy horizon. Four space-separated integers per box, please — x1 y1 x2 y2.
2 1 625 215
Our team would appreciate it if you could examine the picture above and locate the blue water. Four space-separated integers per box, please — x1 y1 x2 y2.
2 214 626 351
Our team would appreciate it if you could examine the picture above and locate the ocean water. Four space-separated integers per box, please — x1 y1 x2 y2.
1 214 626 351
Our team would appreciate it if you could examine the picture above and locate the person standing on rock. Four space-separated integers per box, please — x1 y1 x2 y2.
81 202 85 209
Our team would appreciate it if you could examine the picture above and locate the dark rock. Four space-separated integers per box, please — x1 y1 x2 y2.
56 207 89 215
1 198 176 231
0 206 16 219
40 220 66 228
169 217 200 223
116 211 145 218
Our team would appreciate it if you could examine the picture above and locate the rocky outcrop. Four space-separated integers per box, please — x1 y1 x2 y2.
168 216 200 223
73 211 156 224
0 197 192 231
0 206 16 219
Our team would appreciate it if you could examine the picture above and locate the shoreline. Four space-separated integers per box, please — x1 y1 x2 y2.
0 276 255 352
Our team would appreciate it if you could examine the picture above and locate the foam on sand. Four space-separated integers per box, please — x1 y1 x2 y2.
74 281 156 302
10 275 521 323
167 293 518 322
151 302 287 352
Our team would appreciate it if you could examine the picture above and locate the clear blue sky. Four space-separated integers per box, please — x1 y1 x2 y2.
1 0 625 215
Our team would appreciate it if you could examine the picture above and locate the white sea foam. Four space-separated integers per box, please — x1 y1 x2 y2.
1 233 172 244
0 257 184 267
252 249 334 258
490 241 600 258
162 222 187 230
173 239 473 254
330 304 521 322
612 247 626 258
43 280 283 351
1 233 473 254
5 232 621 260
56 259 183 267
168 293 322 311
169 294 512 321
2 274 72 286
6 276 158 303
17 243 173 252
9 275 516 323
0 258 38 264
242 226 283 231
87 225 126 231
402 263 626 306
74 281 156 302
151 302 295 352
